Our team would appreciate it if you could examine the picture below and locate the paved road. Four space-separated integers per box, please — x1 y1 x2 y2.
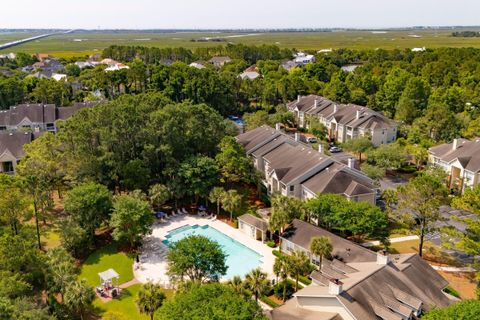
0 30 74 50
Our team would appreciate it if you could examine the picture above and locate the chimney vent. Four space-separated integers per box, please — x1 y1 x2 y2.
347 158 355 169
356 110 361 119
377 250 390 265
328 279 343 295
275 123 281 131
333 104 338 113
294 132 301 142
452 138 459 150
314 99 318 108
319 143 324 154
297 95 301 102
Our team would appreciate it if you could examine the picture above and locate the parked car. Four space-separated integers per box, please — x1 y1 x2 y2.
306 136 317 143
329 146 342 153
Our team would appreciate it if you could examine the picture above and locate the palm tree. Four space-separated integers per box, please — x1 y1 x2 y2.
136 282 167 320
63 280 95 320
220 189 242 221
209 187 225 215
309 236 332 269
148 183 170 210
288 251 313 291
245 268 268 303
273 256 289 302
227 275 246 297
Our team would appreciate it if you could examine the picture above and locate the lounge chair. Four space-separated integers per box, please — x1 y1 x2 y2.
171 210 176 217
177 209 183 215
182 208 188 214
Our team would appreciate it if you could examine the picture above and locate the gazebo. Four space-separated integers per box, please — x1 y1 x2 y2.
97 269 120 298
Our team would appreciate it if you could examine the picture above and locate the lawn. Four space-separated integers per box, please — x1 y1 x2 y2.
79 243 134 287
41 230 61 250
93 283 175 320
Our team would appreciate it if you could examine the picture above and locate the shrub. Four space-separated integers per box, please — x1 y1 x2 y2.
266 240 276 248
398 164 417 173
273 281 295 300
444 286 461 298
272 250 283 258
298 275 312 285
260 295 280 308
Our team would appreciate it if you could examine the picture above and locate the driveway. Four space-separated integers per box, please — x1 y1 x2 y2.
329 151 356 165
379 175 407 191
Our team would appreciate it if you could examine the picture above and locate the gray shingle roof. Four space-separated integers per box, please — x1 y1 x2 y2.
281 219 377 263
238 214 269 231
302 162 375 197
429 138 480 173
263 143 330 185
288 95 396 130
0 131 34 159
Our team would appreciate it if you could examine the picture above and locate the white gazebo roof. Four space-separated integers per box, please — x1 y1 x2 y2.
98 268 119 282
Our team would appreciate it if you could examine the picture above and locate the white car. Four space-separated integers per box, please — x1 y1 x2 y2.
306 137 317 143
329 146 342 153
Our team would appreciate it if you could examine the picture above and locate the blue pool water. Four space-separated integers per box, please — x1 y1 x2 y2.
162 224 263 279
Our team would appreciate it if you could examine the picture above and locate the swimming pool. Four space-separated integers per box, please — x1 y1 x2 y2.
162 224 263 279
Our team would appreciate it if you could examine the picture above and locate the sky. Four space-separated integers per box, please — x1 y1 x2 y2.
2 0 480 29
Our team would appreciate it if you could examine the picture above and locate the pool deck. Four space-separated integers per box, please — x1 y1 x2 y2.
134 214 276 286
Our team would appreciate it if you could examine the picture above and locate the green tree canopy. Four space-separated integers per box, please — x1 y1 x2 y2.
110 195 154 248
342 136 373 163
396 171 449 256
310 236 333 268
166 235 227 283
63 182 113 244
136 282 167 320
422 300 480 320
216 136 252 184
156 283 265 320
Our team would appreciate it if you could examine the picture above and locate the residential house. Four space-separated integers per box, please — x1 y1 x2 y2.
105 63 129 72
341 64 361 73
0 101 99 133
287 95 397 146
428 138 480 192
281 60 300 71
100 58 130 72
208 56 232 67
411 47 426 52
189 62 206 69
294 52 316 65
0 53 16 59
271 219 453 320
239 65 261 80
236 125 376 204
317 48 333 54
75 61 96 69
0 131 35 174
32 58 64 73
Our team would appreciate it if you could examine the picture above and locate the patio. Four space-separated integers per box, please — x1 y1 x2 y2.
134 213 276 286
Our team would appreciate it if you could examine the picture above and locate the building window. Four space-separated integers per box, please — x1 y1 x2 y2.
2 161 13 173
290 185 294 192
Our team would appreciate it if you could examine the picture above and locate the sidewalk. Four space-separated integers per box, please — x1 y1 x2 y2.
361 235 419 247
430 265 476 272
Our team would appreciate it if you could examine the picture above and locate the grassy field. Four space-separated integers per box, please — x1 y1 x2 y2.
2 29 480 58
92 283 174 320
79 243 135 287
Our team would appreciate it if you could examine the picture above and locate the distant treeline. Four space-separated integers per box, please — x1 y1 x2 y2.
102 44 294 65
452 31 480 37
